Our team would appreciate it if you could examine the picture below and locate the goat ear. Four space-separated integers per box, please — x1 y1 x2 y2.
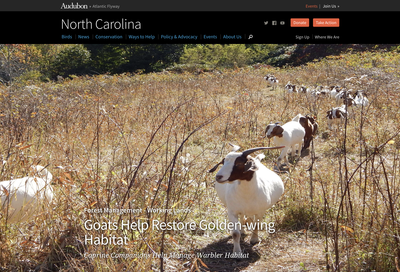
299 117 308 127
275 125 284 136
229 143 241 152
244 159 257 172
208 159 224 173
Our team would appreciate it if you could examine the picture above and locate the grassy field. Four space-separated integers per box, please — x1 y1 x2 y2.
1 49 400 271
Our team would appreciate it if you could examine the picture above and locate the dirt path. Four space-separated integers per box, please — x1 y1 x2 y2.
167 232 326 271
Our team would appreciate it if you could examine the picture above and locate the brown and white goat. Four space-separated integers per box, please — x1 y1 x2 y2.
326 105 347 130
285 82 297 93
292 114 319 151
264 75 279 89
208 144 284 256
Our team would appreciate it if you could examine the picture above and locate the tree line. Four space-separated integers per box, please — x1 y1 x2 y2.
1 44 397 84
0 44 294 83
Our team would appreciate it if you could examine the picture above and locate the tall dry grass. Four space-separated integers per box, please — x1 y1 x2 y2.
0 50 400 271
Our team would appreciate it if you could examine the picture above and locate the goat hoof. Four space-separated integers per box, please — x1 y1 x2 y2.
301 149 310 157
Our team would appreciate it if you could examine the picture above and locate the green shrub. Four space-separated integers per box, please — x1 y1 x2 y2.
15 70 43 83
86 44 128 74
50 44 91 77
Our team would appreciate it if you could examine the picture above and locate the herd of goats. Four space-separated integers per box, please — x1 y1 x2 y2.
263 74 369 166
0 74 371 258
205 74 371 255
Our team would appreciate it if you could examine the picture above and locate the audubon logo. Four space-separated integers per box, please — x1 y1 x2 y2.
61 2 89 9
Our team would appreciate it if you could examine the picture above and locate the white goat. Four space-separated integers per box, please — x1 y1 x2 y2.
354 90 369 107
304 86 322 99
208 144 284 256
329 86 342 98
264 121 305 169
316 85 331 96
311 90 321 98
0 165 53 223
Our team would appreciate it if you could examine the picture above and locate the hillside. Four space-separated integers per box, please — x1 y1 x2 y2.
1 49 400 271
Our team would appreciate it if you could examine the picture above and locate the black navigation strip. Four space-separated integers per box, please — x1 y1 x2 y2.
2 0 400 11
1 12 399 44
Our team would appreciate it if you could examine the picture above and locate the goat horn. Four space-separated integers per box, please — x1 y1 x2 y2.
264 125 270 136
241 146 285 158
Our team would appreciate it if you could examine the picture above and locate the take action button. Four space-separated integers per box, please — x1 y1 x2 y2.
290 18 310 27
313 18 340 27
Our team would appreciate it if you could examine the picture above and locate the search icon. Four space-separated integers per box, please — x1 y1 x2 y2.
248 34 253 39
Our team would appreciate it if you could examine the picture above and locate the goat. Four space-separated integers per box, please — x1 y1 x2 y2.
354 90 369 107
343 97 355 108
264 121 305 169
264 75 279 89
208 144 284 256
305 86 323 99
316 85 330 96
326 105 348 131
292 114 319 151
310 90 321 98
285 82 297 93
329 86 342 98
0 165 53 223
298 86 308 93
335 89 353 103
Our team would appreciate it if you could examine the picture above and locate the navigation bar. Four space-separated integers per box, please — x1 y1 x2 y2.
61 34 247 42
2 11 399 44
